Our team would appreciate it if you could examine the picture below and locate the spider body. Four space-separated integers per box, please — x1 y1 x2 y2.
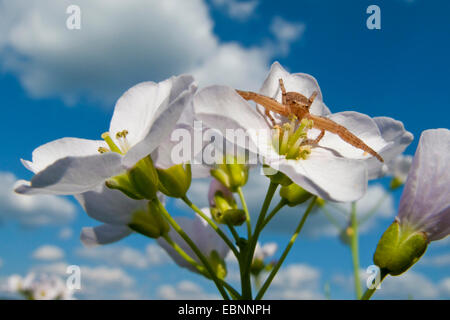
236 79 384 162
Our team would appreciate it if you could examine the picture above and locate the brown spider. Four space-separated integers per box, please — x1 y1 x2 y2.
236 79 384 162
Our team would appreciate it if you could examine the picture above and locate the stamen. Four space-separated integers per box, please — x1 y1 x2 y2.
98 147 110 154
279 123 291 155
272 118 314 161
115 130 131 153
101 132 123 154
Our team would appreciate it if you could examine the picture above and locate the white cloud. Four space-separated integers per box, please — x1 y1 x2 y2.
146 244 172 265
75 243 171 269
32 245 65 261
157 280 219 299
335 269 441 299
375 271 440 299
439 278 450 298
0 0 301 105
0 172 76 227
76 245 149 269
270 17 305 55
31 262 136 299
58 227 73 240
422 253 450 267
265 263 323 299
211 0 259 21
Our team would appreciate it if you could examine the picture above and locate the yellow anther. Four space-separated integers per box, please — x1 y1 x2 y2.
101 132 123 154
98 147 110 154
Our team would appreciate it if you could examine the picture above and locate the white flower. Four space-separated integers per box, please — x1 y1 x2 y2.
77 186 165 246
193 62 412 202
384 154 413 184
16 75 197 195
253 242 278 262
397 128 450 241
157 208 229 273
6 273 73 300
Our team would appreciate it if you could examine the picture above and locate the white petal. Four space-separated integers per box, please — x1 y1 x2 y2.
259 61 323 102
368 117 414 179
194 85 269 154
120 75 197 168
22 138 107 174
15 152 124 195
398 129 450 241
80 224 133 247
268 149 368 202
258 61 329 118
74 185 147 225
317 111 387 163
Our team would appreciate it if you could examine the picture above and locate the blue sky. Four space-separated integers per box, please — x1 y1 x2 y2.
0 0 449 299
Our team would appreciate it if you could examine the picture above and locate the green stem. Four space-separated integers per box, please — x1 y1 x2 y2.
220 280 242 300
261 200 287 230
227 224 240 244
350 202 362 300
237 187 252 239
158 199 230 300
255 196 317 300
183 196 239 259
162 233 206 273
242 182 278 299
163 233 242 299
361 269 388 300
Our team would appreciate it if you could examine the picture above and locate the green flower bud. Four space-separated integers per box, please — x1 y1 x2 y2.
210 159 248 192
128 198 170 239
105 172 144 200
212 208 246 226
250 258 265 276
128 156 159 200
208 250 227 280
279 183 312 206
315 197 326 207
389 177 403 191
157 163 192 198
263 165 292 186
338 226 353 246
373 220 428 276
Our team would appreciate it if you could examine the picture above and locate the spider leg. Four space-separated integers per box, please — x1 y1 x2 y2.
313 129 325 144
308 91 318 105
279 78 287 105
265 109 277 126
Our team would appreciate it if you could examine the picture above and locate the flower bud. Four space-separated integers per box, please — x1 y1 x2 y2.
128 156 159 200
210 158 248 192
208 179 245 226
105 173 144 200
373 220 428 276
262 165 292 186
279 183 312 206
389 177 403 191
128 198 170 239
157 163 192 198
208 250 227 280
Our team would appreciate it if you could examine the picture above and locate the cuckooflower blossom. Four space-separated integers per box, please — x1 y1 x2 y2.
253 242 278 262
383 154 413 189
396 128 450 241
193 62 412 202
7 273 74 300
77 186 166 246
16 75 197 195
157 209 229 274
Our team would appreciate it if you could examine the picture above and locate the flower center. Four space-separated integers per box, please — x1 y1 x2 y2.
98 130 130 155
272 117 314 160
